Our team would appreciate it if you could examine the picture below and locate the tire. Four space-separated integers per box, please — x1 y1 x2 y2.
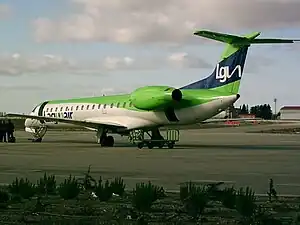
106 136 114 147
33 138 42 142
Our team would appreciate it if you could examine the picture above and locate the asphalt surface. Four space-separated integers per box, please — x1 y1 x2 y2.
0 125 299 195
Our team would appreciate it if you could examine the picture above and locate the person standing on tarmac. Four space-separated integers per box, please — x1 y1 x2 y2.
2 120 7 142
7 119 15 141
0 120 4 142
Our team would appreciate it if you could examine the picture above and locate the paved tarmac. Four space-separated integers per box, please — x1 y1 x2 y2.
0 126 299 195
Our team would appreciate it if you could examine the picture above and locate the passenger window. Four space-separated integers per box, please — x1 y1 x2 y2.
60 107 63 111
110 103 114 108
116 102 120 108
98 104 101 109
46 108 49 112
92 105 95 110
129 102 133 107
76 106 79 110
55 107 58 112
71 106 73 111
103 104 106 109
50 108 53 112
87 105 89 110
123 102 126 108
66 107 69 111
81 105 84 110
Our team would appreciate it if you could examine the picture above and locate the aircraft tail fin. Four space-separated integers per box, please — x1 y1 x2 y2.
181 30 299 94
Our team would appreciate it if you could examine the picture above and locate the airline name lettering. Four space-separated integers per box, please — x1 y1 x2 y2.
46 112 73 119
215 64 242 83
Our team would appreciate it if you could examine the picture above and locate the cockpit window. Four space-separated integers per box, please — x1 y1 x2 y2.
31 105 38 113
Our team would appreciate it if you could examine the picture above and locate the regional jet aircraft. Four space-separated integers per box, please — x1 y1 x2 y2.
6 30 299 148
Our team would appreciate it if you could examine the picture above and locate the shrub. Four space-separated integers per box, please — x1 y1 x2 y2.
183 185 209 220
236 186 257 222
0 189 10 208
77 165 97 191
221 186 236 209
36 172 57 195
180 181 195 202
254 205 282 225
132 182 165 212
94 177 113 202
58 175 81 200
8 177 36 199
110 177 126 196
206 182 225 201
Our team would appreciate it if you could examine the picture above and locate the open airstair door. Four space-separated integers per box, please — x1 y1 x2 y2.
164 107 179 122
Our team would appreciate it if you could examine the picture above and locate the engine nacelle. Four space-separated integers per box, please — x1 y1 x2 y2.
130 86 182 110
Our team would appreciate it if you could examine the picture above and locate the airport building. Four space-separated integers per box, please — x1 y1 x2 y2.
279 106 300 120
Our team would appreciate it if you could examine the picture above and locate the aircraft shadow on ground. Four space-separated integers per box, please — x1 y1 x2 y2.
42 139 300 150
175 144 300 151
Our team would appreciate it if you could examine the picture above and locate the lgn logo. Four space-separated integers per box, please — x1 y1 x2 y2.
215 64 242 83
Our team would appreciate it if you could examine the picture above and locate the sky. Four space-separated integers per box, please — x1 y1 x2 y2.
0 0 300 113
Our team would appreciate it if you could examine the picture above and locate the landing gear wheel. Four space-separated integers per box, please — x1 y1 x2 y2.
32 138 42 143
106 136 114 147
101 136 114 147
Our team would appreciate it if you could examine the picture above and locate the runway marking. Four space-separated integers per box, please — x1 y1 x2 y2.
277 183 300 187
280 140 300 143
177 179 235 184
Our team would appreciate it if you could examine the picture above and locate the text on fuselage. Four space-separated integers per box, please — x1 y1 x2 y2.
45 111 73 119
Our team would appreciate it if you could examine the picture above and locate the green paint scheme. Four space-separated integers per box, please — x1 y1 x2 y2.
211 80 241 95
194 30 260 59
130 86 181 110
46 87 233 112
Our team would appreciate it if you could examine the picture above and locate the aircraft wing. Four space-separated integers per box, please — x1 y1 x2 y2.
5 113 157 131
5 113 127 130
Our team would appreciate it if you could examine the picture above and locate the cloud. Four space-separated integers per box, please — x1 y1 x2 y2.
0 4 11 19
167 52 211 69
102 56 135 70
0 52 209 76
0 53 78 76
244 54 275 73
32 0 300 44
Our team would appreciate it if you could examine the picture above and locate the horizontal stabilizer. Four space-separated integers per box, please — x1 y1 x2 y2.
194 30 300 45
250 38 300 44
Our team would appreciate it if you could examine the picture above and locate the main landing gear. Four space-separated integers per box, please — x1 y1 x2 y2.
129 128 179 149
26 126 47 142
96 128 114 147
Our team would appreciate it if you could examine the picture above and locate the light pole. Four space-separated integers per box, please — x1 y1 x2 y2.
274 98 277 119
